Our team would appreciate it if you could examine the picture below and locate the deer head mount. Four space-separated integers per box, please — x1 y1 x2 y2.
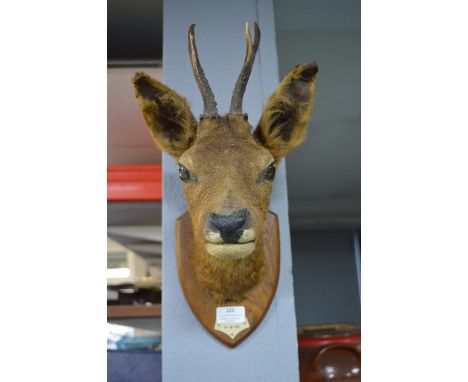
133 23 318 303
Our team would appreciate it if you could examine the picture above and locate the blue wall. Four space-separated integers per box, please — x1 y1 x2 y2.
273 0 361 326
291 231 361 325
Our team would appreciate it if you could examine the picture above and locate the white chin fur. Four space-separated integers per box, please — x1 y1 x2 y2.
206 228 256 244
206 242 255 259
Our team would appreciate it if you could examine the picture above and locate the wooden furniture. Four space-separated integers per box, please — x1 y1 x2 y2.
298 324 361 382
107 304 161 319
303 345 361 382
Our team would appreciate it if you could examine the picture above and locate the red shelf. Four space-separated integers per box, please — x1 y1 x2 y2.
107 164 162 202
298 334 361 348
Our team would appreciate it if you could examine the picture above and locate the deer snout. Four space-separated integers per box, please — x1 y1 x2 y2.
208 208 252 244
205 209 256 258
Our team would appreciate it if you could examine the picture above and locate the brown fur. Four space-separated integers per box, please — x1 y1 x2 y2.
133 72 197 157
255 63 318 161
182 116 271 302
133 63 318 302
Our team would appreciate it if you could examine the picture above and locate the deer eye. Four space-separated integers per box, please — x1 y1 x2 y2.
178 164 191 182
265 163 276 181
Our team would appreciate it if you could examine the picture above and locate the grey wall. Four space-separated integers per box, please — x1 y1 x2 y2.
274 0 360 230
273 0 361 326
162 1 300 381
291 231 360 326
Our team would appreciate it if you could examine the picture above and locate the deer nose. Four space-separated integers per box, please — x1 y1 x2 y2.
209 208 249 243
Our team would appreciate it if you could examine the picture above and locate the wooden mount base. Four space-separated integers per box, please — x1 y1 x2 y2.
176 211 281 347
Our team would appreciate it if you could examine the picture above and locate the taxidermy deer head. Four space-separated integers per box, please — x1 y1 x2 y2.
133 23 318 302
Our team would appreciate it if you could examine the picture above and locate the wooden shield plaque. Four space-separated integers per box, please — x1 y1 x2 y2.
176 211 280 347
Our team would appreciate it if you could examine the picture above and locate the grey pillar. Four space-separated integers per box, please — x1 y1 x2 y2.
162 0 299 380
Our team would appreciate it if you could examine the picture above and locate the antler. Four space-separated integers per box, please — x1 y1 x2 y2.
229 22 261 117
188 24 218 118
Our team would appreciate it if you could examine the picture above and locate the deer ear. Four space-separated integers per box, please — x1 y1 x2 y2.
133 72 198 158
254 63 318 161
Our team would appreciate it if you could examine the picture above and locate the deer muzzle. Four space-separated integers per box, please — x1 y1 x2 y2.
205 208 256 259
